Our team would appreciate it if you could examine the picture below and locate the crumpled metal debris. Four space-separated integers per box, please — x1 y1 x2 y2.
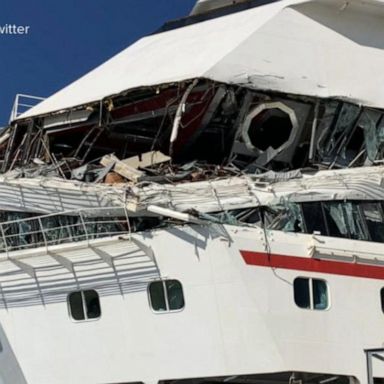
0 78 384 251
3 79 384 185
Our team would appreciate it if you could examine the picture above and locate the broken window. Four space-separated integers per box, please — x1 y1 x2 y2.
246 108 292 151
322 202 349 238
361 202 384 242
314 102 384 167
235 101 308 170
301 202 327 235
215 199 384 244
322 202 368 240
359 110 384 163
267 202 304 233
316 102 361 166
343 202 369 241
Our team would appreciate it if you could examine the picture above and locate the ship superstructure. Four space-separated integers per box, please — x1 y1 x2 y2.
0 0 384 383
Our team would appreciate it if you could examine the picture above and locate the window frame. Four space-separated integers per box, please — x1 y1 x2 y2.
67 289 102 323
380 288 384 313
293 277 330 311
300 200 381 242
147 279 185 314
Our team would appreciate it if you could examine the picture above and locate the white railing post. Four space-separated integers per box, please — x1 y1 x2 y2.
79 212 89 242
124 206 131 240
37 217 48 252
9 94 45 123
0 223 9 258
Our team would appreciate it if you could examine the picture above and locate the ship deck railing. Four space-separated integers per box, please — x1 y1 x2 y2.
9 94 45 123
0 207 131 255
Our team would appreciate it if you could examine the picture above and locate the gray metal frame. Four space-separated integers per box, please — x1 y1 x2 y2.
365 348 384 384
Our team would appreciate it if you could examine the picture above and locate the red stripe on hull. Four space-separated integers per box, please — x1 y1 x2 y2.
240 250 384 280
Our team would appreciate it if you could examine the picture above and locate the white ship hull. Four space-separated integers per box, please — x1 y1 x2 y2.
0 223 379 383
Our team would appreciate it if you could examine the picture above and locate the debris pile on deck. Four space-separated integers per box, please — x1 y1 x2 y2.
3 0 384 251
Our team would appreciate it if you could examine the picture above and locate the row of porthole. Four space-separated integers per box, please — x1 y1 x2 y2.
68 277 328 321
70 276 384 320
68 280 185 321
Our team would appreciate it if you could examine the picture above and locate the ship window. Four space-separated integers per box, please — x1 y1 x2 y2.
68 290 101 321
301 202 327 235
322 202 349 238
148 280 184 312
294 278 328 310
380 288 384 313
361 203 384 243
344 202 368 241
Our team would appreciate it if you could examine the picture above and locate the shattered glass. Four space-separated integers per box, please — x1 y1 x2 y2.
268 201 303 233
359 110 384 162
343 202 368 241
323 202 348 238
317 102 361 165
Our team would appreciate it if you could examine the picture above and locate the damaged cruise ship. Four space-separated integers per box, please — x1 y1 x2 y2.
1 0 384 383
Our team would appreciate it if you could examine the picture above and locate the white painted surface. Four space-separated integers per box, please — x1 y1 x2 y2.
16 0 384 120
0 163 383 216
0 225 382 382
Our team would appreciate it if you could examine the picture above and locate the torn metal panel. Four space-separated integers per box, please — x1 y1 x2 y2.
0 176 128 215
7 83 384 176
127 165 384 214
42 109 94 129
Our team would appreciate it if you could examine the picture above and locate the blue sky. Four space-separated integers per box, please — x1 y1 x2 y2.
0 0 196 126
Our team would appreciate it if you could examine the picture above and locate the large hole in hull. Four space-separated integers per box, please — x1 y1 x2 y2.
247 109 293 151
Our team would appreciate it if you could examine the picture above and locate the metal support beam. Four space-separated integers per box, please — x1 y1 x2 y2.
365 348 384 384
90 246 124 297
130 236 161 277
10 259 45 307
48 252 80 290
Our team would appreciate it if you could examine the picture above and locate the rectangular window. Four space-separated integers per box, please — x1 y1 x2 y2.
149 281 167 311
294 277 329 310
322 202 349 238
361 203 384 243
301 202 327 235
343 202 369 241
313 279 328 310
293 277 310 309
380 288 384 313
68 290 101 321
148 280 184 312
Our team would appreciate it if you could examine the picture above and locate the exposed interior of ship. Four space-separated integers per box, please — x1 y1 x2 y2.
1 0 384 383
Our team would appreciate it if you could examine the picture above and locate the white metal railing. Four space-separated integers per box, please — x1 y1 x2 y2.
0 208 130 254
9 94 45 123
